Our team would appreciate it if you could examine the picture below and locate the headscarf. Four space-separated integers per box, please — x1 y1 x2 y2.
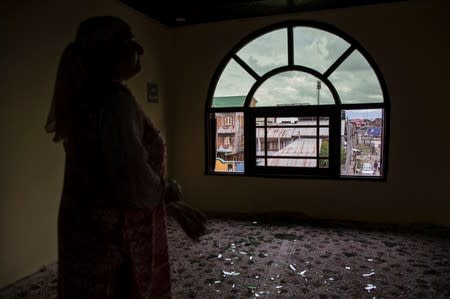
45 16 134 142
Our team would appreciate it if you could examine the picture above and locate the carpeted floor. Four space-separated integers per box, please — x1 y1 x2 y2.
1 216 449 298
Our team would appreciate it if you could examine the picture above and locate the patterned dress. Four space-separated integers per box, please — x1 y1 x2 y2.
57 82 171 298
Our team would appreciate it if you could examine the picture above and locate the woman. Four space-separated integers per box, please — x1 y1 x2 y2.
46 16 206 298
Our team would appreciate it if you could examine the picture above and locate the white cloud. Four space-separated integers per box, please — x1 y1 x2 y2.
213 28 384 106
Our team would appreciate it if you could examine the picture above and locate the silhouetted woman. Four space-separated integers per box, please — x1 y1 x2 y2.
46 16 206 298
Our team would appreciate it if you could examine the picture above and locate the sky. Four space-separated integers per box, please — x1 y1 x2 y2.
213 26 384 106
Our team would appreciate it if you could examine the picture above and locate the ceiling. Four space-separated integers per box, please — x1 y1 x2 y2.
120 0 410 27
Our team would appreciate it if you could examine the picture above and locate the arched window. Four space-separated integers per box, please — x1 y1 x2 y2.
206 21 389 179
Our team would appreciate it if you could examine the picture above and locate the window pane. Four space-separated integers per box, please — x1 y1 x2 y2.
319 128 329 158
256 128 265 156
267 158 317 168
340 109 384 176
319 117 329 126
319 159 329 168
214 112 245 172
237 29 288 76
294 27 350 73
256 117 265 127
253 71 334 106
255 116 330 166
256 158 265 166
287 116 317 126
329 50 383 104
212 59 255 107
267 117 303 126
268 137 317 157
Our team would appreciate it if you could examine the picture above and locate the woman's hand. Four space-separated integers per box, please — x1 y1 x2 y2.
168 201 207 241
164 179 207 241
164 178 183 205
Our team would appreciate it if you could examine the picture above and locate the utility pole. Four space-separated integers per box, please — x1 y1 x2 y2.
317 80 321 105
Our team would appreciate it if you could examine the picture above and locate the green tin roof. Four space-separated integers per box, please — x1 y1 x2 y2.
212 96 246 107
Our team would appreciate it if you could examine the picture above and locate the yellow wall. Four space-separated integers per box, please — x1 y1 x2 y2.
165 0 450 226
1 0 450 290
0 0 170 287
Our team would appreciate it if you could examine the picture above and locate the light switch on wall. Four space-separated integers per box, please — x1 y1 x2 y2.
147 82 158 103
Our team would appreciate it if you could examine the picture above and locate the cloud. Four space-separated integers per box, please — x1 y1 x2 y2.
214 59 255 97
329 51 383 104
293 27 350 73
237 29 288 75
254 71 334 106
213 28 384 106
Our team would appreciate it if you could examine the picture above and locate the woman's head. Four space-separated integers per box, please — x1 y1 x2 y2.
75 16 144 81
46 16 143 141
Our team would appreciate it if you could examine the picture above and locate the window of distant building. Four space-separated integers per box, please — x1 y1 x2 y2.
206 21 389 179
225 116 233 126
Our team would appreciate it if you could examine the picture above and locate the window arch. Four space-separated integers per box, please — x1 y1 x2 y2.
206 21 389 179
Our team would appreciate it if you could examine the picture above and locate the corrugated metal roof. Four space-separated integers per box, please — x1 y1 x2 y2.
272 139 318 157
256 128 328 138
257 139 319 167
268 158 317 167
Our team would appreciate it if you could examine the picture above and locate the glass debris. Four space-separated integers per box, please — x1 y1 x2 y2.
218 254 222 259
368 258 374 262
222 270 240 276
289 264 297 271
365 284 377 292
345 266 351 270
299 270 307 276
362 271 376 277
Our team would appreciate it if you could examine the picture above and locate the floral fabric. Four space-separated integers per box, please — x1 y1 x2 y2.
57 82 171 298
